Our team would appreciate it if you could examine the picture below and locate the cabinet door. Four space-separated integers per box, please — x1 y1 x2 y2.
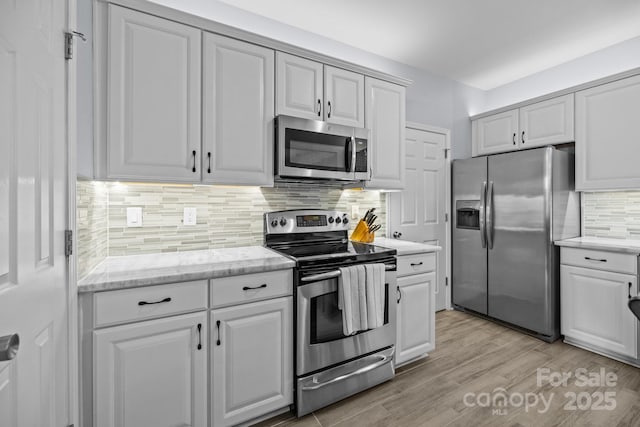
202 33 275 186
324 66 364 127
365 77 406 189
94 312 207 427
107 5 201 181
396 272 435 366
519 94 574 148
212 297 293 427
561 265 637 358
575 74 640 191
276 52 323 120
472 109 519 156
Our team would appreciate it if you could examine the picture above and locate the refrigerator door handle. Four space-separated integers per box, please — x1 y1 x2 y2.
486 181 494 250
479 181 487 249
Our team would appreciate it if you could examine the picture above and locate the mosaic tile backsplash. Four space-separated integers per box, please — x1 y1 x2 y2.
76 180 387 278
582 191 640 239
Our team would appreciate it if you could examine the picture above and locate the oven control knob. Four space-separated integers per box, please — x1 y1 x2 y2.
279 217 287 227
342 216 349 225
270 219 278 227
335 216 342 224
328 217 334 224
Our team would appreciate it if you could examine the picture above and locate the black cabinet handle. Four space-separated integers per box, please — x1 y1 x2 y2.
192 150 197 173
216 320 221 346
207 152 211 174
197 323 202 350
512 133 516 145
138 297 171 306
410 262 423 267
629 282 633 299
327 101 332 118
317 99 321 117
243 284 267 291
396 286 402 304
521 131 525 144
584 256 607 262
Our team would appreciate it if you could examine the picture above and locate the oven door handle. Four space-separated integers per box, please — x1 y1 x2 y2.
300 264 396 283
300 349 394 391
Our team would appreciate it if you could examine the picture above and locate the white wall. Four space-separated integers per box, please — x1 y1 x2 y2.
484 35 640 112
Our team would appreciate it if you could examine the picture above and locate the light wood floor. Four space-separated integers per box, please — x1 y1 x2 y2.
255 310 640 427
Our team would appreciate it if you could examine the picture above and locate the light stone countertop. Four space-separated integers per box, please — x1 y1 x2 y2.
373 237 442 256
555 237 640 255
78 246 296 293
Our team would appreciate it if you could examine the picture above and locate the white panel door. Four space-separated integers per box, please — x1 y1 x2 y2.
389 126 448 310
575 74 640 191
203 33 275 186
365 77 406 189
472 109 519 156
561 265 638 358
94 312 207 427
107 6 201 182
275 52 323 120
324 66 364 127
212 297 293 427
396 272 436 366
0 1 69 426
519 94 574 149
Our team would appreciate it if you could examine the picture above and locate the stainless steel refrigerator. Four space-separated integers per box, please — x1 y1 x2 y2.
452 146 580 341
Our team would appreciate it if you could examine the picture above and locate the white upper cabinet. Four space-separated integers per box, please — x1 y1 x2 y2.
276 53 364 126
575 74 640 191
472 94 574 156
202 34 275 186
472 109 519 156
107 5 201 181
276 52 323 120
519 94 574 149
365 77 406 189
324 66 365 127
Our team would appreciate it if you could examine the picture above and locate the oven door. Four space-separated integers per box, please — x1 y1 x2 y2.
296 267 397 376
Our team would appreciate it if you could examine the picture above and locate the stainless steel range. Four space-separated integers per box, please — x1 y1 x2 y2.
264 209 397 416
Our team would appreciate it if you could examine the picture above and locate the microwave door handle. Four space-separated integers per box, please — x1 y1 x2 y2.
350 137 357 174
344 138 353 173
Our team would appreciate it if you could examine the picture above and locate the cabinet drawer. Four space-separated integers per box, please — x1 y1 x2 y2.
211 269 293 308
561 247 637 274
397 253 436 277
93 280 208 328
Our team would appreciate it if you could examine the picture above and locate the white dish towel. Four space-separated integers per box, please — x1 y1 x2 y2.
338 263 385 335
364 263 385 329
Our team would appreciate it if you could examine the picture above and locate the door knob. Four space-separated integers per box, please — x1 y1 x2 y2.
0 334 19 361
393 231 402 239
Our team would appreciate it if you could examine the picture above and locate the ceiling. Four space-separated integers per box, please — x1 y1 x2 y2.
217 0 640 90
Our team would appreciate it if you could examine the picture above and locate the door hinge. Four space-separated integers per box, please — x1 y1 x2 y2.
445 277 449 287
445 213 449 222
65 230 73 257
444 148 449 159
65 31 86 60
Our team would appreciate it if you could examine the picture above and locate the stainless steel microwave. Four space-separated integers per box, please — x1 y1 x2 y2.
275 115 370 182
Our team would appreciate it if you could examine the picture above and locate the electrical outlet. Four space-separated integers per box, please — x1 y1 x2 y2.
351 205 360 219
126 207 143 228
183 207 197 226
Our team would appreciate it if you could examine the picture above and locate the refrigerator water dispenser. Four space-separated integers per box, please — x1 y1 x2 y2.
456 200 480 230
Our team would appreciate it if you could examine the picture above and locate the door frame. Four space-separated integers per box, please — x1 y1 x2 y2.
66 0 79 425
387 122 452 310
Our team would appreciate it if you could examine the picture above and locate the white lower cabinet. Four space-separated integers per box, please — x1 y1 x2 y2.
561 265 638 359
212 296 293 427
394 252 436 366
93 312 208 427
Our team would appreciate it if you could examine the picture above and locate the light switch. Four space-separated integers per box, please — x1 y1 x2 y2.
183 207 197 226
126 207 143 228
351 205 360 219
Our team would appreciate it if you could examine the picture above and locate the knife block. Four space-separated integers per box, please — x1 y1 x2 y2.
350 220 375 243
